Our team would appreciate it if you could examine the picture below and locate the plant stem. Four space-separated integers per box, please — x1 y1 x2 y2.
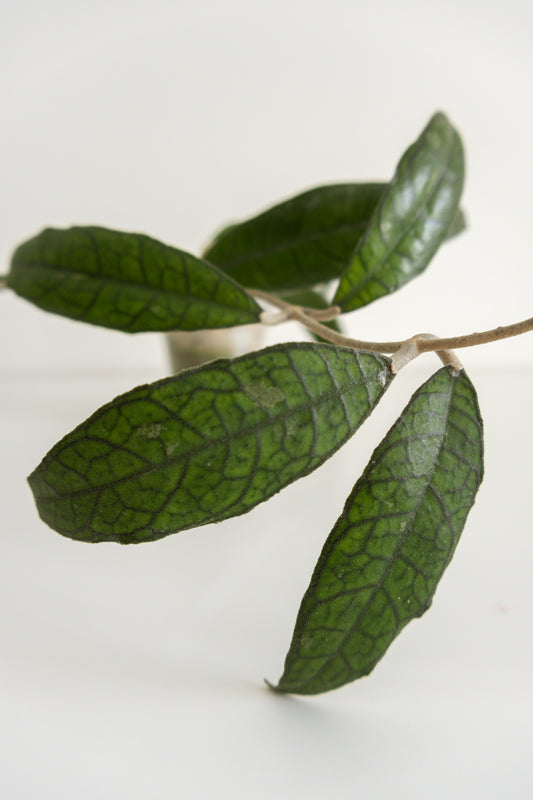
0 275 8 289
390 335 463 373
250 288 533 356
414 318 533 352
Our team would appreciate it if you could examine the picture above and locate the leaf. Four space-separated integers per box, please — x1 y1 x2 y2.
203 183 385 291
28 342 394 543
273 366 483 695
7 226 261 332
446 206 467 239
334 113 465 312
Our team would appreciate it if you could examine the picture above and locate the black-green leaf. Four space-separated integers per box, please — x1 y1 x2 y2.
28 342 394 543
273 366 483 695
203 183 385 292
334 113 465 312
7 226 261 332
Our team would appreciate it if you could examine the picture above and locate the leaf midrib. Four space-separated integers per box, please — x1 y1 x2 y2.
337 134 458 307
282 378 457 692
13 260 258 317
33 376 376 503
208 218 372 270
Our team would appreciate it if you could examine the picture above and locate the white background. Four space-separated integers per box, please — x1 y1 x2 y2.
1 1 532 798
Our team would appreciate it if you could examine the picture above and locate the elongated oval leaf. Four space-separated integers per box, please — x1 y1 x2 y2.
203 183 385 291
334 112 465 312
29 342 394 543
273 366 483 695
7 226 261 332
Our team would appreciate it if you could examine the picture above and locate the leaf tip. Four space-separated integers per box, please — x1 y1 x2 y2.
265 678 297 698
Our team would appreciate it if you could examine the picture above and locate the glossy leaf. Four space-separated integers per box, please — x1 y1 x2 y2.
334 113 465 312
273 366 483 695
203 183 385 291
8 226 261 332
29 342 394 543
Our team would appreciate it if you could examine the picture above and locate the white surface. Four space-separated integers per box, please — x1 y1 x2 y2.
1 0 533 369
1 2 533 797
1 364 532 798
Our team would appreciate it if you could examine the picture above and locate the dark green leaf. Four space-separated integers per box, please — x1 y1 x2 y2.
334 113 465 312
203 183 385 291
29 342 394 543
8 226 261 332
273 366 483 695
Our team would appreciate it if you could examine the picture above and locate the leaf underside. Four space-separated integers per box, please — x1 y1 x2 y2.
274 366 483 695
29 342 394 543
8 226 261 332
334 112 465 312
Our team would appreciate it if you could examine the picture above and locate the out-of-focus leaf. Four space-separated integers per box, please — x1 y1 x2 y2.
8 226 261 332
273 366 483 695
334 113 465 312
446 206 467 239
203 183 385 291
28 342 394 543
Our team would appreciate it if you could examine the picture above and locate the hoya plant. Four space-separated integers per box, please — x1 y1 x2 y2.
2 112 530 695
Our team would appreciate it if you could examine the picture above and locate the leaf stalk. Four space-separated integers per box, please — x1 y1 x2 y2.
250 288 533 361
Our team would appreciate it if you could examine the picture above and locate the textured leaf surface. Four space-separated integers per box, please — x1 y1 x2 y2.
29 343 393 543
8 227 261 332
334 113 465 312
203 183 385 291
274 367 483 695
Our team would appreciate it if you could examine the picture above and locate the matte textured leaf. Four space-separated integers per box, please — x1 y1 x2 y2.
203 183 385 291
274 367 483 695
334 113 465 312
29 343 394 543
8 226 261 332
